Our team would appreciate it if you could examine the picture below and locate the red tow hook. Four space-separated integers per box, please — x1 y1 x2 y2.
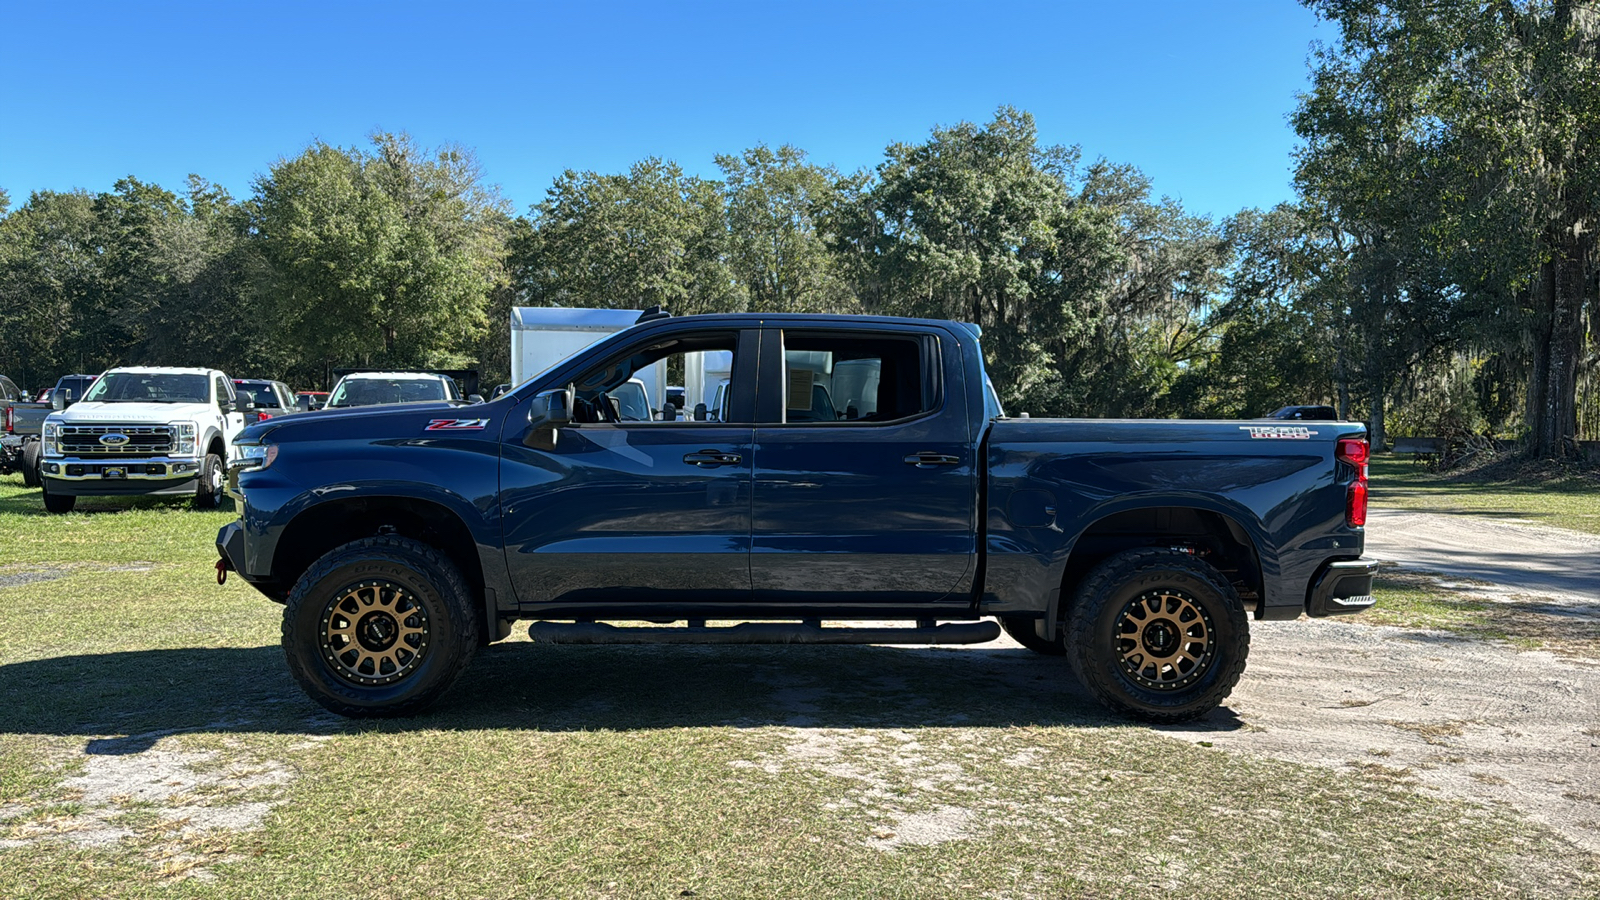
215 558 229 586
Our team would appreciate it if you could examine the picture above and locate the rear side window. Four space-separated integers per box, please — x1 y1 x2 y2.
779 333 934 424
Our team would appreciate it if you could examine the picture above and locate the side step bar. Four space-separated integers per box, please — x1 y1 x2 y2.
528 620 1001 645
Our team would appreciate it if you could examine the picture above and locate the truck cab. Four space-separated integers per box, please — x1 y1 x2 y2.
40 367 247 512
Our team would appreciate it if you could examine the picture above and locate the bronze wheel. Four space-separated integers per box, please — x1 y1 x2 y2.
320 580 431 686
1114 589 1216 691
1066 548 1249 723
282 536 478 718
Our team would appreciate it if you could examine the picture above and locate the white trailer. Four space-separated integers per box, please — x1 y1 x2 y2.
510 308 667 409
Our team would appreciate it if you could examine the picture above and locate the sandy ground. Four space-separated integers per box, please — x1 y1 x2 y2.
1365 508 1600 605
1019 507 1600 854
1156 618 1600 853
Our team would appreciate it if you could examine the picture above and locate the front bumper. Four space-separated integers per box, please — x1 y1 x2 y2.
41 455 203 496
1306 558 1380 617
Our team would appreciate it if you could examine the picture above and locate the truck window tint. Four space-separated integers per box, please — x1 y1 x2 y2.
571 332 738 424
780 334 929 424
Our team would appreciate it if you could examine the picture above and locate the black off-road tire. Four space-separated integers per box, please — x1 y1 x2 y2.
192 452 224 510
20 441 41 488
1000 616 1066 656
282 536 480 718
1065 548 1249 724
40 478 75 514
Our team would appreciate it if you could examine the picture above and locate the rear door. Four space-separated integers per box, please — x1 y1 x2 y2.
500 327 760 606
749 324 977 606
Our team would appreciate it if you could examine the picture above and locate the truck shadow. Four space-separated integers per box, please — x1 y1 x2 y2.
0 641 1247 752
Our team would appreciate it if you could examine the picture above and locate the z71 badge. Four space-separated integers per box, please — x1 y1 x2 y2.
1239 425 1317 439
425 418 490 431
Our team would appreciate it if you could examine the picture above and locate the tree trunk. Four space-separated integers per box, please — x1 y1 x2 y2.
1527 228 1589 458
1368 387 1386 452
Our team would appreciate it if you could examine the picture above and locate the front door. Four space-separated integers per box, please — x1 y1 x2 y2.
750 326 977 606
500 327 759 607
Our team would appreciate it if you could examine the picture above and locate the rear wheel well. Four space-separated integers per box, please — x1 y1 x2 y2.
1059 507 1262 617
272 496 487 631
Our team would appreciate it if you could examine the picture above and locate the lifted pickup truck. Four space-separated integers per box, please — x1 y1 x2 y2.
41 367 250 513
217 313 1377 723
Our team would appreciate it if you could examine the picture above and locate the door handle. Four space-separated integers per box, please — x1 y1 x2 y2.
683 449 743 468
903 451 960 467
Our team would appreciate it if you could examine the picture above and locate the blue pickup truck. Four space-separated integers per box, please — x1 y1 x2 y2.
217 312 1377 723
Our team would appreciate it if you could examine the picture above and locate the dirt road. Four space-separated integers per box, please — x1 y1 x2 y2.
1364 508 1600 604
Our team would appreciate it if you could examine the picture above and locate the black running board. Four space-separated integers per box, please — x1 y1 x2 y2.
527 620 1001 645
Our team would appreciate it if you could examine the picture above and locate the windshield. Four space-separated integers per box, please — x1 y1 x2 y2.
328 377 448 408
82 372 209 404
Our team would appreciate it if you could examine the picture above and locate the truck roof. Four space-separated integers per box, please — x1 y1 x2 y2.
102 366 222 375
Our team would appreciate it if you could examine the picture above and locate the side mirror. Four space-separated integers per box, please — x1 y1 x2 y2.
661 402 677 422
51 391 66 411
237 395 255 412
468 394 485 404
296 396 312 412
523 388 572 450
694 403 708 422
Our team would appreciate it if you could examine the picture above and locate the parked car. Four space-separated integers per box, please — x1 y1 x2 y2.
322 371 464 409
40 367 249 513
1262 405 1338 421
233 379 297 424
219 311 1376 724
2 373 98 487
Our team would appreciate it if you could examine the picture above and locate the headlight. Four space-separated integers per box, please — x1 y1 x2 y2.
42 421 61 457
172 422 197 457
233 443 277 472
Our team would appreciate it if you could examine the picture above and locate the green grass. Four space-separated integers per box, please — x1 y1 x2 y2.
1366 571 1600 653
1370 454 1600 535
1 471 1596 899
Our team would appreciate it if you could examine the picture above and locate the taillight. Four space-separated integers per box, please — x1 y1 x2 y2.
255 412 273 423
1337 438 1370 527
3 406 11 433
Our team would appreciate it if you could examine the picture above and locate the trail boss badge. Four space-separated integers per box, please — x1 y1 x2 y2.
1239 425 1317 439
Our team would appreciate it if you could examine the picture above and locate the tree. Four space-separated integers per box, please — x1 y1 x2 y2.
524 159 739 314
252 133 509 383
716 145 854 313
1297 0 1600 456
827 108 1122 412
0 190 103 387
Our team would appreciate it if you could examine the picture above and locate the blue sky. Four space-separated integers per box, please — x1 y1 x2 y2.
0 1 1327 220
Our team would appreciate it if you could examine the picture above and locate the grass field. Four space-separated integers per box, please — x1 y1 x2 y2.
1 472 1596 898
1369 454 1600 535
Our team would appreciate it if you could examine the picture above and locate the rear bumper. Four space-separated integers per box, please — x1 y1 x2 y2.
1307 558 1379 617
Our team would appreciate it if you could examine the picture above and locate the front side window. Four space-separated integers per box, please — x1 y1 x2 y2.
779 333 932 424
571 332 739 424
83 373 210 404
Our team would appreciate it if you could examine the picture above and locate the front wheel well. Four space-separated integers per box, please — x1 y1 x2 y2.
1058 507 1263 617
271 496 486 629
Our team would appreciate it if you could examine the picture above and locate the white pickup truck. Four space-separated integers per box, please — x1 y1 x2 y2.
39 367 250 513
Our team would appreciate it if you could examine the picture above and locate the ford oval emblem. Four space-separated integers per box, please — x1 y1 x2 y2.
99 433 131 447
